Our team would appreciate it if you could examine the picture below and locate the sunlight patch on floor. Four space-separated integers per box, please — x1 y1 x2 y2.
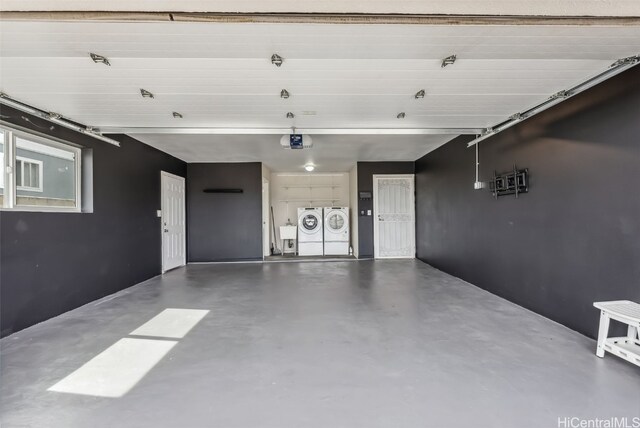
130 308 210 339
48 338 177 398
48 308 209 397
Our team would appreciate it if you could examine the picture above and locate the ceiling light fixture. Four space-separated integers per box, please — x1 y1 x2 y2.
414 89 426 99
286 112 295 118
397 112 406 119
280 89 290 99
89 52 110 66
441 54 457 68
466 54 640 148
140 89 154 99
172 112 183 118
271 54 284 67
304 164 315 172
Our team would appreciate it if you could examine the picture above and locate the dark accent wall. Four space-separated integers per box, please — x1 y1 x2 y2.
415 66 640 339
357 161 415 258
0 106 186 337
187 163 262 262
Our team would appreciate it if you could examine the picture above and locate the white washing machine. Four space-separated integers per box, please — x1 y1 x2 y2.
297 207 324 256
323 207 350 255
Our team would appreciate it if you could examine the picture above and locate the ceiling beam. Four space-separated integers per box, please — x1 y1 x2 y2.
101 127 481 135
1 12 640 25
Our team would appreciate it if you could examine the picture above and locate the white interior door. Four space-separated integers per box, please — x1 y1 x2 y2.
373 174 415 259
161 171 186 272
262 178 270 258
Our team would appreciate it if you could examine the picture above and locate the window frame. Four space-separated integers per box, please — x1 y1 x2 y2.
0 124 82 213
0 148 4 191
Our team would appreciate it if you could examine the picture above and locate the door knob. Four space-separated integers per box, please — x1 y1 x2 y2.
164 229 169 233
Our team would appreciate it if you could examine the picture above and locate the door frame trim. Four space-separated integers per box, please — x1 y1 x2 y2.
262 177 270 259
372 174 416 259
161 170 186 273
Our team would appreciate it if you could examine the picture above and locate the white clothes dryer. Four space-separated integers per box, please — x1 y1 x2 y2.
323 207 349 256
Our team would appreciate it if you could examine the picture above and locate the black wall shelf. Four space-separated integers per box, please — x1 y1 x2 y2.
203 188 243 194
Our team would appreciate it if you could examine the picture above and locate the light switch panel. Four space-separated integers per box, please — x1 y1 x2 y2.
156 210 162 218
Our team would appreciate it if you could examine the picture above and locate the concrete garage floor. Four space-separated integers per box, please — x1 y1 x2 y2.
1 260 639 428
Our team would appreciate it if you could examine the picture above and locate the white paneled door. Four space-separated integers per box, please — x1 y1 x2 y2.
373 174 416 259
161 171 186 273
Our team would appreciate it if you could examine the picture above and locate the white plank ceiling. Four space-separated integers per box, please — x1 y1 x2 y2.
1 21 639 171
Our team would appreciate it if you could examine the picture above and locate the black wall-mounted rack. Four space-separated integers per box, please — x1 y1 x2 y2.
490 165 528 199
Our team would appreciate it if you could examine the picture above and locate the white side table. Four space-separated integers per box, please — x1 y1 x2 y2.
593 300 640 367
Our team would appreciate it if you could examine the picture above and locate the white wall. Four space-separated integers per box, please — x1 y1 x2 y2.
349 165 359 258
271 172 349 254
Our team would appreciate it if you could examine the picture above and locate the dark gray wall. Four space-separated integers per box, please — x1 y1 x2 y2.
357 161 415 258
0 106 186 337
187 163 262 262
415 66 640 339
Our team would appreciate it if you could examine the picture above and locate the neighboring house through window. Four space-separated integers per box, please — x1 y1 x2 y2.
16 157 43 192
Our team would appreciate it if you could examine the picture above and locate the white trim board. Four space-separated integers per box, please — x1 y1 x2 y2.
2 1 640 17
